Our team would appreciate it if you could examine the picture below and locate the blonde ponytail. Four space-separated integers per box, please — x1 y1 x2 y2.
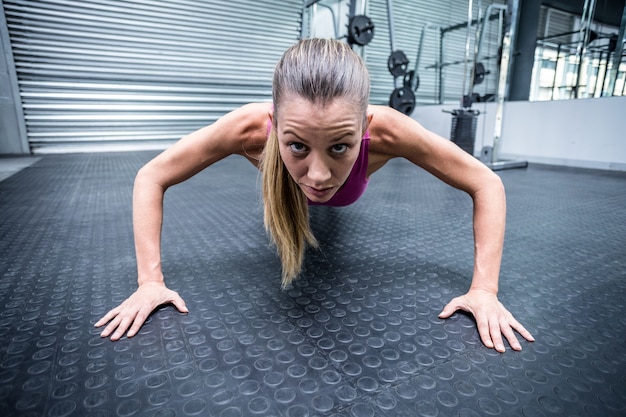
261 127 318 288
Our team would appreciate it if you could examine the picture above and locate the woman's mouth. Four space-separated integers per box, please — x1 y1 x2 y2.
302 184 335 200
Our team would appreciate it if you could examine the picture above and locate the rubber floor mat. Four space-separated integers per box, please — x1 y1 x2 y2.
0 152 625 416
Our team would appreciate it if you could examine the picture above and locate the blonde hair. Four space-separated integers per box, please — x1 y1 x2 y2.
261 38 370 288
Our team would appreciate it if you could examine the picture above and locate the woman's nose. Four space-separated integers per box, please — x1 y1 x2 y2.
306 154 332 184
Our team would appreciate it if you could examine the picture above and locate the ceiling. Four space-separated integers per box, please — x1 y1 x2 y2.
541 0 625 28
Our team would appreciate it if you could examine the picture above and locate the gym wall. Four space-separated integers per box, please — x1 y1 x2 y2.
1 0 302 154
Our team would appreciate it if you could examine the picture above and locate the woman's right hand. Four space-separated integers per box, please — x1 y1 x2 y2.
95 282 188 341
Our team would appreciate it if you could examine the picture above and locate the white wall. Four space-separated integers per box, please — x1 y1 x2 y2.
411 96 626 171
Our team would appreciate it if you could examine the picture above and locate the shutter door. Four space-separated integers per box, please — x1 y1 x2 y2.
2 0 302 153
364 0 505 106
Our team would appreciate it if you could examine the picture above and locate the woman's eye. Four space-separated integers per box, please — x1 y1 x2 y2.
331 144 348 154
289 142 307 153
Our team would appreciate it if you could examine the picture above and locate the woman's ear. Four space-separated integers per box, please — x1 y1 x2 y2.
268 109 275 127
363 112 373 134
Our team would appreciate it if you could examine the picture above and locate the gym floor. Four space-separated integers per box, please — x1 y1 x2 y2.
0 152 625 417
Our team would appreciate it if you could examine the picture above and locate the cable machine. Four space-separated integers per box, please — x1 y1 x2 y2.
444 0 527 170
301 0 375 46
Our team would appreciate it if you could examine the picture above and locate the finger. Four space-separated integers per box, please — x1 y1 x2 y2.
500 320 522 351
510 318 535 342
100 314 123 338
490 317 506 353
110 316 134 341
438 297 463 318
127 307 152 338
475 313 494 349
170 293 189 314
94 307 120 328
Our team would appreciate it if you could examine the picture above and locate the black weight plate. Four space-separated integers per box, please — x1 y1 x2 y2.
388 50 409 77
389 87 416 115
347 15 375 46
403 70 419 91
473 62 486 85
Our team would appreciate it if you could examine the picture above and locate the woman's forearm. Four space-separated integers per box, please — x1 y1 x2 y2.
133 168 167 286
470 174 506 295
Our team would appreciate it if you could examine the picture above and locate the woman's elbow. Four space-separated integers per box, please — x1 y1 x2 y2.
469 167 505 203
134 162 168 193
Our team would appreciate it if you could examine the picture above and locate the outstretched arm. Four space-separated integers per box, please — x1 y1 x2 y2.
437 170 534 352
368 105 534 352
95 103 270 340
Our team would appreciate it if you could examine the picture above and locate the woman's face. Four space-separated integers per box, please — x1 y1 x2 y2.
273 96 367 204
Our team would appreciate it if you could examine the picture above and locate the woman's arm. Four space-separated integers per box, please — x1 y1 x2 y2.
95 103 270 340
368 105 534 352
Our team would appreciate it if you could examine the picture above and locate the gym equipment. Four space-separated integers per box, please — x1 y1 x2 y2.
386 0 416 114
424 5 504 104
404 70 419 92
537 24 623 99
388 87 415 116
448 0 481 154
473 62 489 85
446 0 526 171
463 1 498 106
389 70 417 116
449 108 480 154
387 50 409 77
347 14 375 46
480 0 527 171
302 0 340 39
573 0 598 98
606 4 626 96
302 0 374 48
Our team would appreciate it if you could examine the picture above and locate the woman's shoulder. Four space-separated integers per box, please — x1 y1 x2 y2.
366 104 450 170
222 102 272 162
367 104 419 134
213 102 271 150
228 102 272 137
237 101 273 117
366 105 422 153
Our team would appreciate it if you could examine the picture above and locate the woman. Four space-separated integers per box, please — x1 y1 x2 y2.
96 38 534 353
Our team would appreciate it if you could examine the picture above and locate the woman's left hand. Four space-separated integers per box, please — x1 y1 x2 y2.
438 289 535 352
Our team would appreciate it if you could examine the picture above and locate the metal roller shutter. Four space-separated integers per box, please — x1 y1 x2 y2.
2 0 302 153
363 0 506 106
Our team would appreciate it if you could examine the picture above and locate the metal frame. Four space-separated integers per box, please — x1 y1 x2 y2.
411 23 442 95
607 3 626 95
386 0 399 89
461 0 478 105
427 8 503 104
573 0 598 98
481 0 528 171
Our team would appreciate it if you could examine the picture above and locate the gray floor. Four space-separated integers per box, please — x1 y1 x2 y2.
0 156 41 182
0 152 625 417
